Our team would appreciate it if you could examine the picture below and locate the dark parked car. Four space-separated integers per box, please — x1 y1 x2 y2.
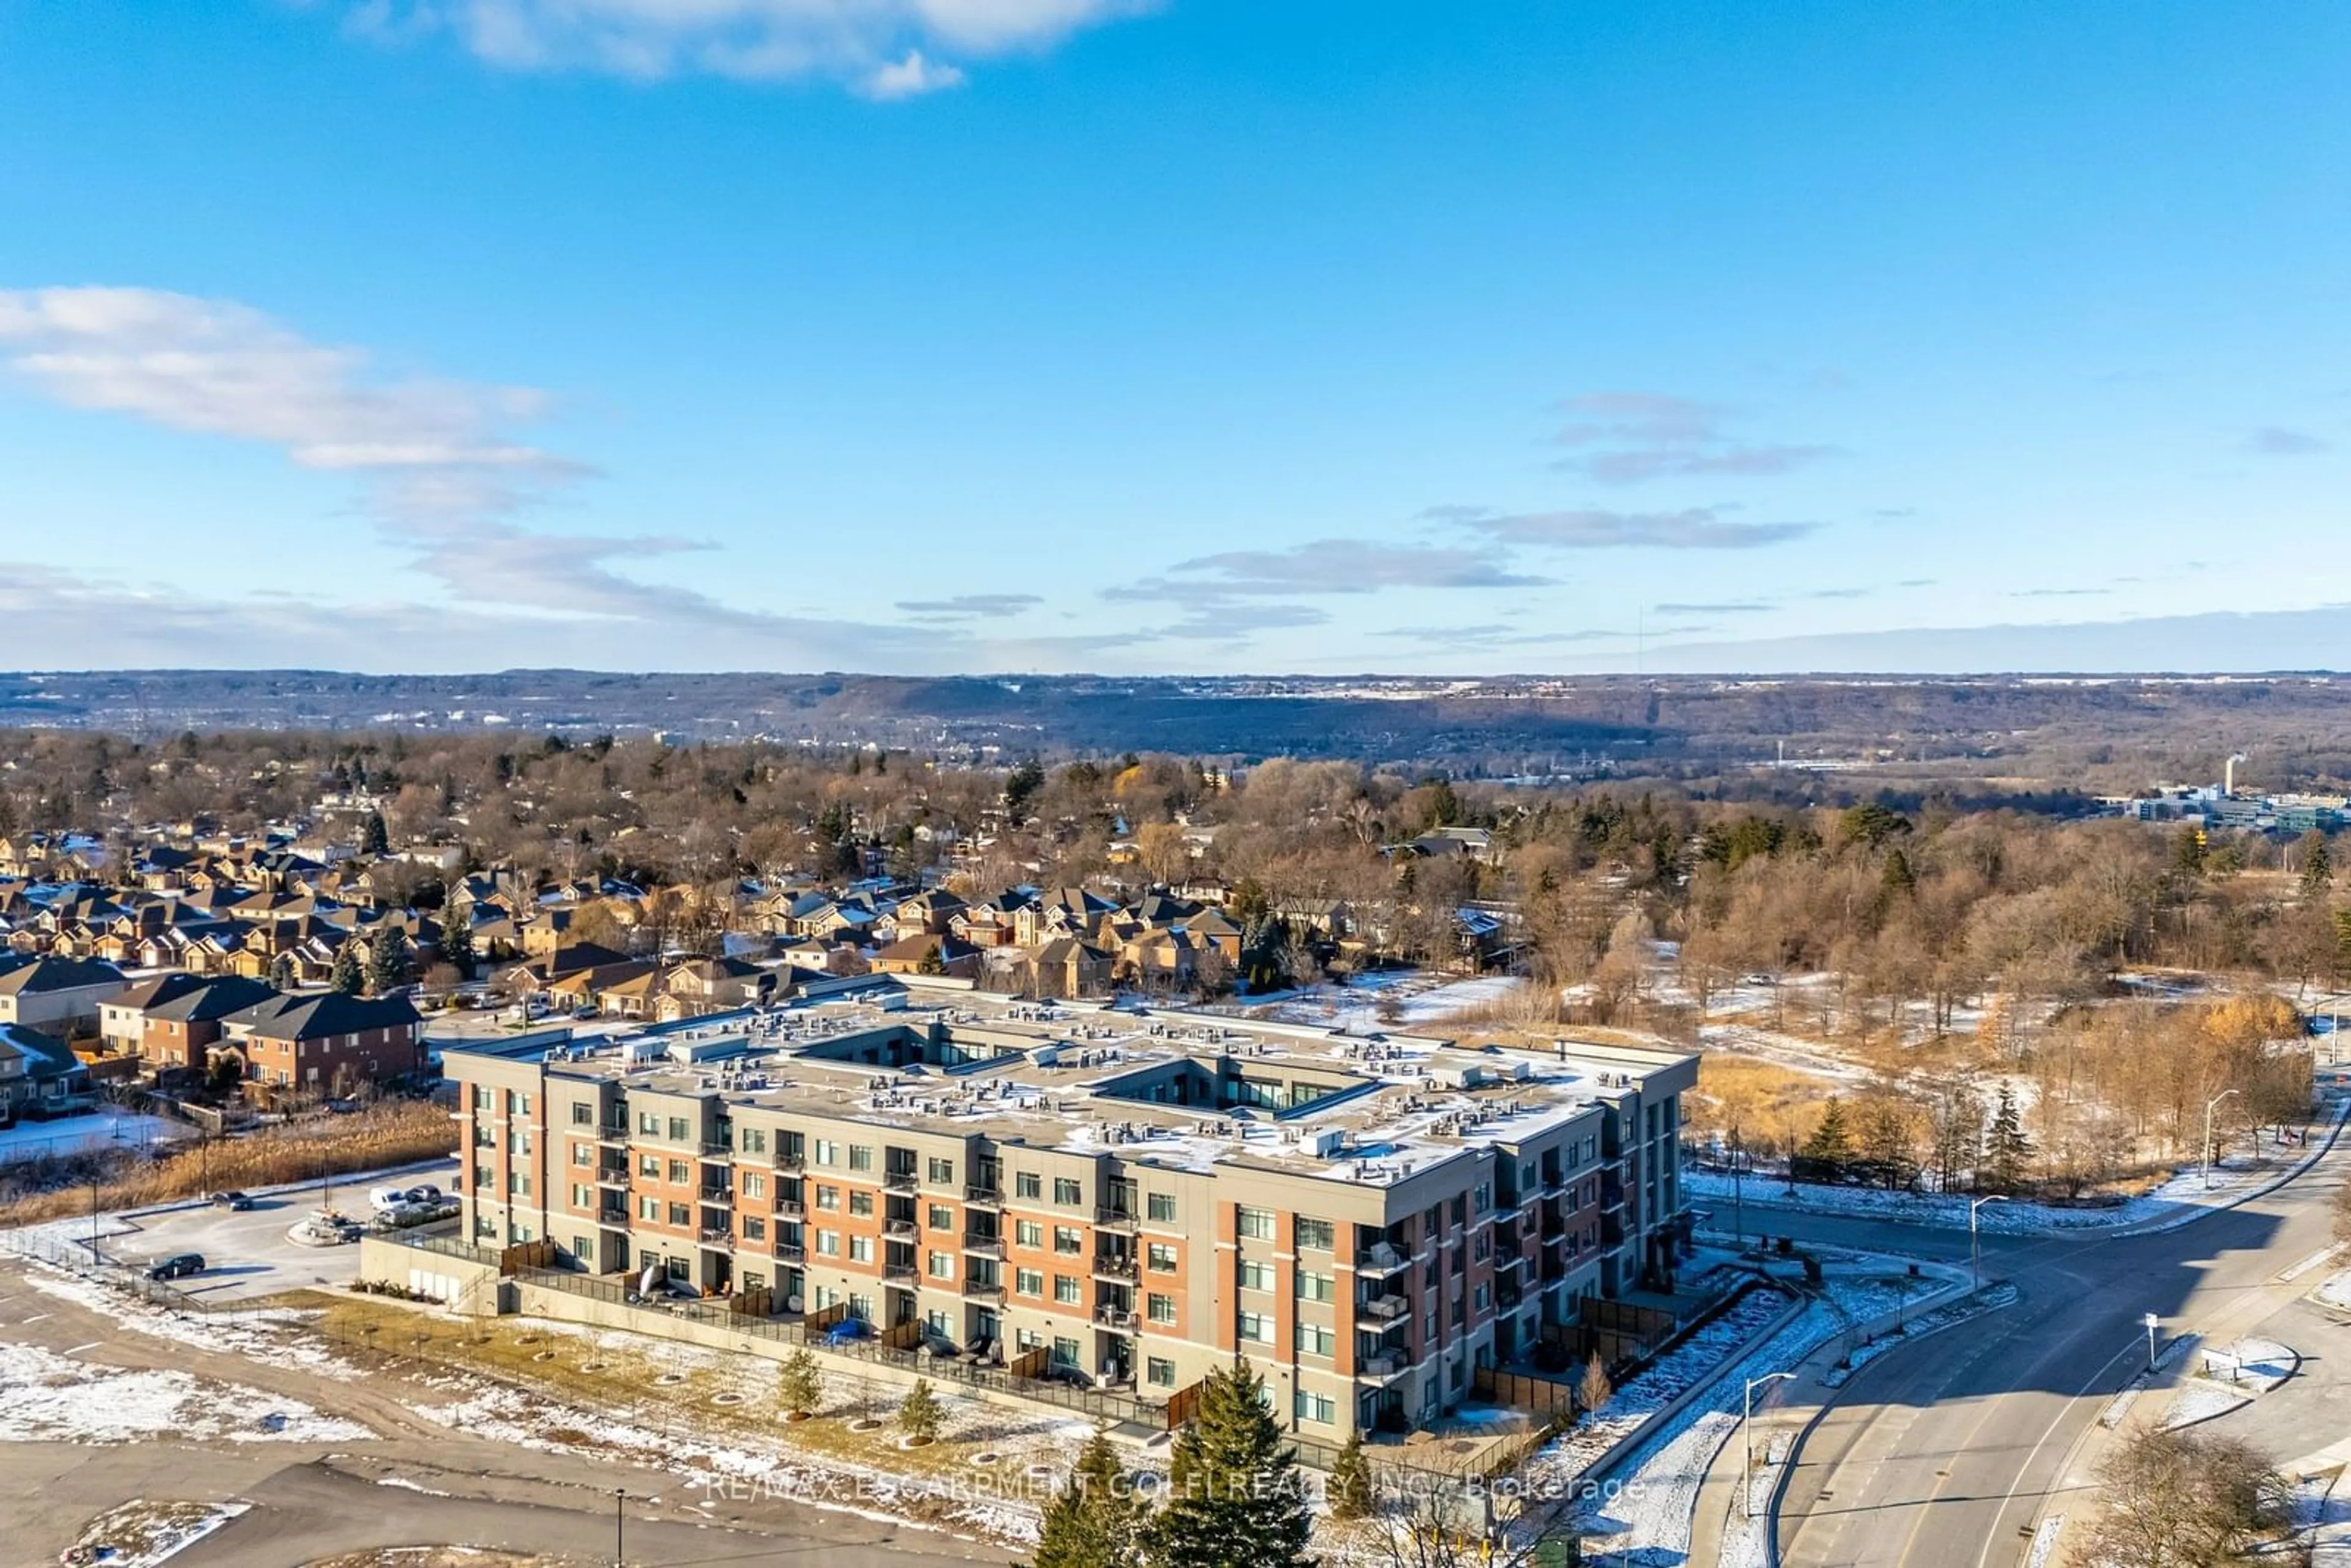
146 1252 206 1281
210 1190 253 1210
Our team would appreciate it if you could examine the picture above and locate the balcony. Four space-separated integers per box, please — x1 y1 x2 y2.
775 1198 806 1219
697 1226 733 1246
1599 1182 1627 1214
698 1190 733 1210
1357 1242 1411 1277
883 1170 919 1193
965 1184 1002 1208
593 1166 629 1189
775 1149 806 1172
1494 1248 1527 1274
596 1208 628 1227
699 1141 733 1161
1090 1254 1139 1283
963 1278 1006 1302
595 1128 629 1149
883 1262 918 1285
1095 1207 1139 1232
962 1233 1004 1259
885 1219 918 1239
1358 1292 1411 1322
1093 1306 1138 1331
773 1240 806 1263
1355 1354 1409 1384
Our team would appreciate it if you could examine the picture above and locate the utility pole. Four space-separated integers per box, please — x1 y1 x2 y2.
613 1486 626 1567
2203 1089 2241 1189
1970 1195 2006 1291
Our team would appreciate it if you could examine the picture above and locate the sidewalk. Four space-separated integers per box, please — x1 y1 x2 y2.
1685 1266 1987 1568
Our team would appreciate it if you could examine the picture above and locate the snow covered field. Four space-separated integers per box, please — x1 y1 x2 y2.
0 1339 371 1444
1231 972 1520 1030
0 1108 192 1165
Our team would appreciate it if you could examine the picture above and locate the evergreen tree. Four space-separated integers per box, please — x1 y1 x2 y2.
777 1348 822 1421
1147 1363 1314 1568
329 941 365 996
367 928 415 994
2303 833 2334 899
1801 1095 1855 1177
1880 848 1918 900
1327 1428 1373 1521
1030 1430 1147 1568
441 899 475 978
898 1377 943 1444
2173 825 2207 877
268 953 297 992
361 809 390 856
1984 1085 2033 1192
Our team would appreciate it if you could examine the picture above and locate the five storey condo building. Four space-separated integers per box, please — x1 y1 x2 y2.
445 979 1695 1441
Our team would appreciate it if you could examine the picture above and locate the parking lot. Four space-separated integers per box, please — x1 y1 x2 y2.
12 1155 460 1305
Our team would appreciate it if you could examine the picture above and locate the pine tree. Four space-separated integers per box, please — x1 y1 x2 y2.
1802 1095 1854 1178
1985 1085 2033 1193
1327 1428 1374 1521
441 899 475 978
1880 848 1917 899
898 1377 943 1444
777 1348 822 1421
361 809 390 856
1030 1430 1147 1568
2303 834 2334 900
1147 1363 1314 1568
367 928 414 995
329 941 365 996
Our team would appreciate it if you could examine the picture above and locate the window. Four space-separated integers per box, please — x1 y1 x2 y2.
928 1156 954 1184
637 1111 659 1135
1237 1207 1275 1241
507 1090 530 1115
572 1235 594 1264
1052 1336 1081 1368
572 1146 592 1168
1294 1390 1336 1425
667 1159 691 1184
1297 1271 1335 1304
1054 1275 1081 1305
849 1191 874 1218
507 1171 531 1196
667 1202 690 1226
928 1251 955 1280
1147 1191 1176 1223
570 1184 591 1208
814 1140 839 1168
848 1144 874 1172
1237 1310 1273 1343
1015 1327 1043 1352
928 1204 954 1232
1147 1242 1177 1272
1016 1220 1043 1248
637 1195 659 1221
849 1236 873 1264
1016 1171 1042 1200
667 1116 689 1142
740 1128 767 1154
1147 1357 1176 1388
743 1217 766 1241
817 1229 841 1257
1295 1217 1334 1251
1016 1268 1043 1297
1473 1182 1491 1215
507 1131 531 1155
1053 1226 1082 1256
1295 1322 1336 1357
1054 1177 1082 1207
570 1103 593 1126
816 1185 840 1210
473 1086 492 1111
743 1174 766 1199
1147 1293 1176 1324
1238 1259 1272 1292
1474 1283 1490 1311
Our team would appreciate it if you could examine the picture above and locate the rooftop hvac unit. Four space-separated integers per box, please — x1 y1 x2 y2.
1307 1128 1348 1158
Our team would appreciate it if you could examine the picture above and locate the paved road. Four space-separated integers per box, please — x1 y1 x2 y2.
1749 1143 2350 1568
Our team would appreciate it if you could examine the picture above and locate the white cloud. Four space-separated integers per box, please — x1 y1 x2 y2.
862 49 966 99
338 1 1149 89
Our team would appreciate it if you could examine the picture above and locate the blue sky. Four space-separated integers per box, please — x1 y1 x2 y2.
1 1 2345 674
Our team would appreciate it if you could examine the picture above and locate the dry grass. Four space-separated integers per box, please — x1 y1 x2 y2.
1685 1055 1842 1143
0 1102 452 1226
304 1552 594 1568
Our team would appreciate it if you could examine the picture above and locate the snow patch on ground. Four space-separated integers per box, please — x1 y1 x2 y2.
1688 1161 2271 1236
62 1499 249 1567
2163 1381 2253 1430
0 1340 371 1444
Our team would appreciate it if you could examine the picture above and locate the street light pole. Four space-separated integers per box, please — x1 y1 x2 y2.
2143 1312 2161 1373
1743 1370 1797 1517
2203 1089 2241 1189
1969 1195 2006 1291
613 1487 625 1567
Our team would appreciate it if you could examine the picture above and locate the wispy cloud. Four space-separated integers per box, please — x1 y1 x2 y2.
1373 623 1630 648
336 0 1149 92
1550 391 1835 484
1109 539 1551 606
2009 587 2112 599
1653 600 1774 614
894 593 1043 619
1450 506 1820 551
2246 425 2332 456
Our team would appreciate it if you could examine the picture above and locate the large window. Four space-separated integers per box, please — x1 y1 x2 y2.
928 1157 954 1184
814 1139 839 1167
1147 1191 1176 1223
1016 1268 1044 1297
1294 1390 1336 1425
1295 1322 1336 1357
1147 1357 1176 1388
1237 1310 1273 1343
1016 1171 1042 1200
1297 1270 1335 1303
1238 1259 1272 1292
849 1145 875 1172
1147 1242 1178 1272
1148 1293 1176 1324
1054 1177 1082 1207
1016 1220 1043 1248
1053 1226 1083 1255
1054 1275 1081 1305
1237 1207 1275 1241
849 1236 873 1264
1295 1217 1334 1251
928 1251 955 1280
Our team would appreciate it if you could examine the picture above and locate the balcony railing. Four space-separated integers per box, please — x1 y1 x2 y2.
697 1226 733 1245
775 1150 806 1171
594 1167 629 1188
883 1263 917 1284
962 1234 1003 1257
1359 1292 1411 1322
699 1141 733 1161
965 1185 1002 1207
1090 1255 1139 1282
963 1278 1005 1302
883 1171 919 1193
699 1190 733 1209
775 1198 806 1219
1357 1242 1410 1276
1094 1207 1139 1232
885 1219 917 1239
1093 1307 1138 1331
773 1240 806 1262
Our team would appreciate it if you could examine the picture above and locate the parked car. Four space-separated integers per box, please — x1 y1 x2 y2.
403 1184 443 1206
146 1252 206 1281
368 1185 412 1213
823 1319 871 1347
210 1190 254 1211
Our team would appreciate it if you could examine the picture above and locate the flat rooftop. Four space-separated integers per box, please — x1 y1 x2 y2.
443 980 1692 1187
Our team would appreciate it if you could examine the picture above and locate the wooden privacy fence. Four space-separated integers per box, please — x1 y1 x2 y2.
1474 1365 1578 1419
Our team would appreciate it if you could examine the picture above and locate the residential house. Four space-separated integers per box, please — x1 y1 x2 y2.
220 991 424 1091
0 1023 96 1122
137 976 280 1071
0 956 127 1036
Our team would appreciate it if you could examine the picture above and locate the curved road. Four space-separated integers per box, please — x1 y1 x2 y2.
1743 1136 2350 1568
